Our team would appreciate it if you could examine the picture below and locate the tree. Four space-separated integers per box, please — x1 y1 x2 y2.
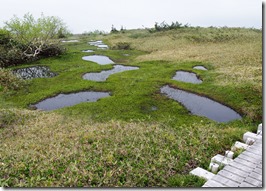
4 13 69 59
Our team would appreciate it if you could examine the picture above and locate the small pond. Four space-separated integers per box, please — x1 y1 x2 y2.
160 85 242 122
61 40 79 43
13 66 57 80
172 71 202 84
33 91 110 111
89 40 109 49
193 66 208 70
82 50 94 53
97 44 109 49
83 65 139 81
89 40 103 45
82 55 114 65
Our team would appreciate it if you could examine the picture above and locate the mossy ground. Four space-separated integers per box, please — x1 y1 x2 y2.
0 27 262 187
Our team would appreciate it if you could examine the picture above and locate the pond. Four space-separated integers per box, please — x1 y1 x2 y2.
97 44 109 49
82 50 94 53
193 66 208 70
61 40 79 43
82 55 114 65
89 40 103 46
160 85 242 122
89 40 109 49
172 71 202 84
13 66 57 80
83 65 139 81
33 91 110 111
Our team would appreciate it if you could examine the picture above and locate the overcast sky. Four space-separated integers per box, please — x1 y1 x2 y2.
0 0 262 34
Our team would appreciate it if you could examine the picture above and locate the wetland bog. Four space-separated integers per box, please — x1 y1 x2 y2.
0 27 262 187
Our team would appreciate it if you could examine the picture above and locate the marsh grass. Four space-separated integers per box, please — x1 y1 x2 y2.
0 27 262 187
0 109 251 187
106 27 262 92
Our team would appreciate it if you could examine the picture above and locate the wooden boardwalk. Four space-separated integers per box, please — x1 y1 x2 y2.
202 135 262 187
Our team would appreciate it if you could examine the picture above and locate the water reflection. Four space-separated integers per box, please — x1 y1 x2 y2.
160 85 242 122
82 55 114 65
82 50 94 53
172 71 202 84
89 40 109 49
34 91 110 111
61 40 79 43
83 65 139 81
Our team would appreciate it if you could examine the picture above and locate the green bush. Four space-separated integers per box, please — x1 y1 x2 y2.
0 68 26 92
0 109 17 128
148 21 190 33
111 42 131 50
0 13 68 67
0 29 12 47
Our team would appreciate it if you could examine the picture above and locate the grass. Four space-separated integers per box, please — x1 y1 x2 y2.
0 27 262 187
0 108 253 187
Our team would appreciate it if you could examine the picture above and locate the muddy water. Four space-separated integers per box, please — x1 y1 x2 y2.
33 91 110 111
83 65 139 81
160 85 242 122
172 71 202 84
13 66 57 80
193 66 208 70
82 55 114 65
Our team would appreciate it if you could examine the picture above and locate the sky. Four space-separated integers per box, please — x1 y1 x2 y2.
0 0 262 34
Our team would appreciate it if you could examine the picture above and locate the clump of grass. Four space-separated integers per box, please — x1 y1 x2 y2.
111 42 131 50
168 174 206 187
0 109 17 128
0 68 27 92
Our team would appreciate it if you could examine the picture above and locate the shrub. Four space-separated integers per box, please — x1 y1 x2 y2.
110 25 119 33
0 68 27 92
0 29 12 47
111 42 131 50
0 13 68 67
0 109 17 128
148 21 190 33
39 44 66 57
82 30 107 36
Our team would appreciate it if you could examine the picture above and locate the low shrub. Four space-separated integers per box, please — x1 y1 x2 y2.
0 68 27 92
111 42 131 50
0 109 17 128
148 21 190 33
39 44 66 57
